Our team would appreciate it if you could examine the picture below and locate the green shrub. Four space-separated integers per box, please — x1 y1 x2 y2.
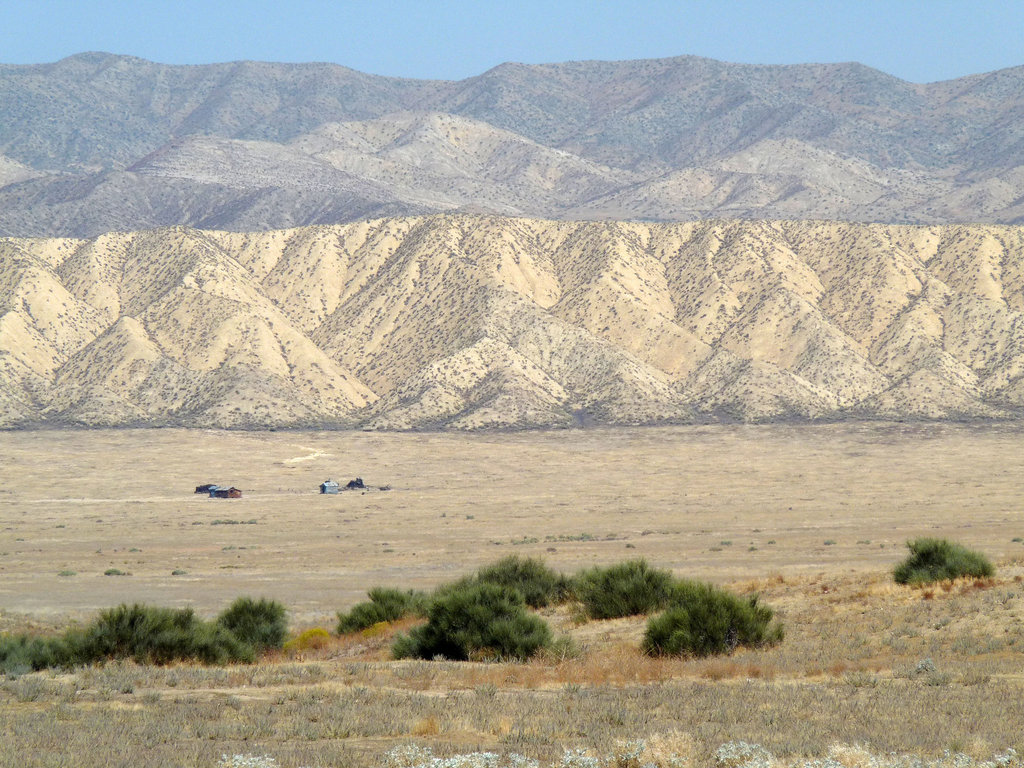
0 598 294 675
216 597 287 652
893 538 994 585
392 582 551 661
337 587 429 634
642 580 784 657
76 604 254 665
572 559 676 619
476 555 572 608
0 633 80 675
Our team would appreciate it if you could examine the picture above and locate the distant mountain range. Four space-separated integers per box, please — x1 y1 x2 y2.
2 52 1024 237
3 217 1023 429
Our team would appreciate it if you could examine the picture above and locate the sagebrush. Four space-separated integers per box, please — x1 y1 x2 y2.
573 559 676 619
216 597 287 652
337 587 429 633
893 538 994 585
642 580 784 657
476 555 573 608
392 581 552 661
0 598 289 674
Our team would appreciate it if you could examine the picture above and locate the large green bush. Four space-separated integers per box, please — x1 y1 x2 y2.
337 587 429 634
572 559 676 619
0 598 291 675
0 604 257 669
392 582 551 661
642 580 784 657
476 555 572 608
79 604 254 665
216 597 287 652
0 633 80 675
893 538 994 585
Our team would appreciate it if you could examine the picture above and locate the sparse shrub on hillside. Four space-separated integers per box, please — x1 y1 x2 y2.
893 538 994 585
573 559 675 619
642 580 783 657
337 587 429 634
476 555 572 608
392 582 552 661
216 597 287 653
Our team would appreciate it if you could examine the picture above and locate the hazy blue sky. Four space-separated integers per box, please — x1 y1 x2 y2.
1 0 1020 83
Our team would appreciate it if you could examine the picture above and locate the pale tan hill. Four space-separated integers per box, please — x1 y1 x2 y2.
0 228 374 427
2 215 1024 428
294 112 636 212
0 155 42 190
129 135 386 193
566 139 1024 225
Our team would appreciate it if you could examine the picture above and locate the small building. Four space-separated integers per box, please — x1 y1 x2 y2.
211 487 242 499
195 484 219 494
320 479 340 495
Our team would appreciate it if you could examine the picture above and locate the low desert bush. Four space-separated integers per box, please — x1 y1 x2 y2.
1 597 291 674
893 538 994 585
476 555 573 608
642 580 784 657
79 604 254 665
573 559 676 619
392 581 552 661
0 633 79 675
216 597 287 652
337 587 429 633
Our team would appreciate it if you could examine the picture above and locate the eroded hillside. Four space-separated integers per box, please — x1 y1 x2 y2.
2 216 1023 428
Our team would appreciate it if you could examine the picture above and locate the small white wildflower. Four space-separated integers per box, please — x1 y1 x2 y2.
384 744 437 768
436 753 503 768
795 758 846 768
615 740 648 766
216 756 279 768
715 741 774 768
558 748 602 768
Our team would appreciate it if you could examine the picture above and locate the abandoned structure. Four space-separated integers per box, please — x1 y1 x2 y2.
320 479 340 494
210 487 242 499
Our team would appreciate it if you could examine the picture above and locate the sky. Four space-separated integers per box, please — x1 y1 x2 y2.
1 0 1021 83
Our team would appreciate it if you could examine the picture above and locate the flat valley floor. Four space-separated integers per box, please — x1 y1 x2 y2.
1 423 1023 622
3 424 1024 768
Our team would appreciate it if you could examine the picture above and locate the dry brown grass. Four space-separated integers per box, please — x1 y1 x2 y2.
2 565 1024 766
2 425 1024 766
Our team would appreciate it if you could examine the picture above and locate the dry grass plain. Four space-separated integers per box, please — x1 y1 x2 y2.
2 423 1024 767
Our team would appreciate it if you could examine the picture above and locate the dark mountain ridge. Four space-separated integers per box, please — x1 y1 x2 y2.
2 52 1023 236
